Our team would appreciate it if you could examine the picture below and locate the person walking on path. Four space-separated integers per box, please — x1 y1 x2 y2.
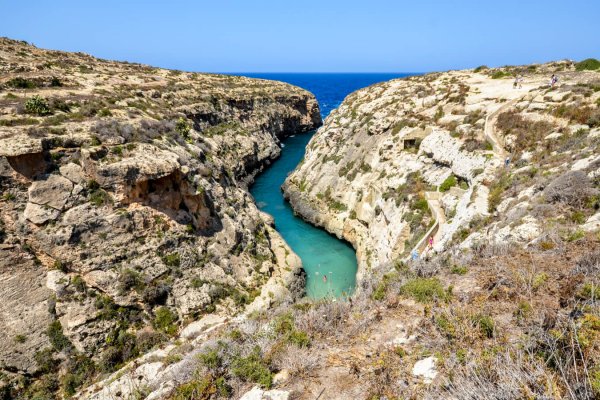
411 249 419 261
550 74 558 88
428 236 434 249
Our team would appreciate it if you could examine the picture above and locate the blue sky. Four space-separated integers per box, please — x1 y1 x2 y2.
1 0 598 72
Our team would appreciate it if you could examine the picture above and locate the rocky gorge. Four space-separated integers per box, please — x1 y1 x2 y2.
2 35 600 400
0 37 321 398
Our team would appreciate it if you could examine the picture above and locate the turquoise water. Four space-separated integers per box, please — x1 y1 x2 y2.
245 73 415 298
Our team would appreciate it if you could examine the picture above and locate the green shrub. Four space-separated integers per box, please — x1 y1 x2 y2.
34 348 59 373
273 313 294 335
162 252 181 267
50 260 68 273
450 265 468 275
372 281 387 301
7 77 36 89
118 268 144 293
47 320 71 351
153 307 178 335
89 187 111 207
231 347 273 388
474 65 488 73
61 355 96 396
287 330 310 347
488 173 511 213
575 58 600 71
491 70 512 79
579 282 600 300
25 96 51 116
173 376 230 400
0 117 39 126
98 108 112 117
566 229 585 242
515 300 533 322
440 175 457 192
14 334 27 343
330 200 348 212
372 272 398 301
100 330 138 372
136 330 167 353
400 278 449 303
199 347 222 370
176 117 191 139
272 313 310 347
571 211 586 224
410 196 429 212
475 315 495 338
71 275 86 292
435 314 457 339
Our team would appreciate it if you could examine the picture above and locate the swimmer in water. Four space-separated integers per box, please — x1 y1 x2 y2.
322 274 327 283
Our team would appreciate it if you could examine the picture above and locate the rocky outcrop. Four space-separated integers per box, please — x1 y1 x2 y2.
0 37 320 393
284 62 600 277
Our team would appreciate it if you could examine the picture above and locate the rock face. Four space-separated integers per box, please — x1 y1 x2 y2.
0 37 320 391
284 62 600 278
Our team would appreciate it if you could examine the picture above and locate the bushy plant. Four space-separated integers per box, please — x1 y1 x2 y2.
46 320 71 351
7 77 36 89
575 58 600 71
440 175 457 192
153 306 178 335
176 117 191 139
399 277 449 303
231 346 273 388
491 70 512 79
25 96 51 116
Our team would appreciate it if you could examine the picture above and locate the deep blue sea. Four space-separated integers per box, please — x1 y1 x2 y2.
241 73 414 298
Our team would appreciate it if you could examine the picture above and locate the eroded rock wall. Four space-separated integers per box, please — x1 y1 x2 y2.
0 37 320 382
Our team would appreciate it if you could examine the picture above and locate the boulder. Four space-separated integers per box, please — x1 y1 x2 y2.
28 174 73 210
568 124 589 134
24 202 60 224
239 387 290 400
412 356 438 383
545 132 563 140
583 212 600 233
0 136 43 157
59 162 85 184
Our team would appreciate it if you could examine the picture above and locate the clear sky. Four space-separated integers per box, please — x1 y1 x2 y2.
1 0 598 72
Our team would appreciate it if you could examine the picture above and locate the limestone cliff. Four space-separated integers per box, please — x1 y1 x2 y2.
284 61 600 278
0 37 320 391
66 61 600 400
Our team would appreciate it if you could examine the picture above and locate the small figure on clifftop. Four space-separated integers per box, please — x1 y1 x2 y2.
411 249 419 261
550 74 558 88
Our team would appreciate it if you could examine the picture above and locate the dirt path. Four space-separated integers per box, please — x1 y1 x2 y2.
483 99 519 158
